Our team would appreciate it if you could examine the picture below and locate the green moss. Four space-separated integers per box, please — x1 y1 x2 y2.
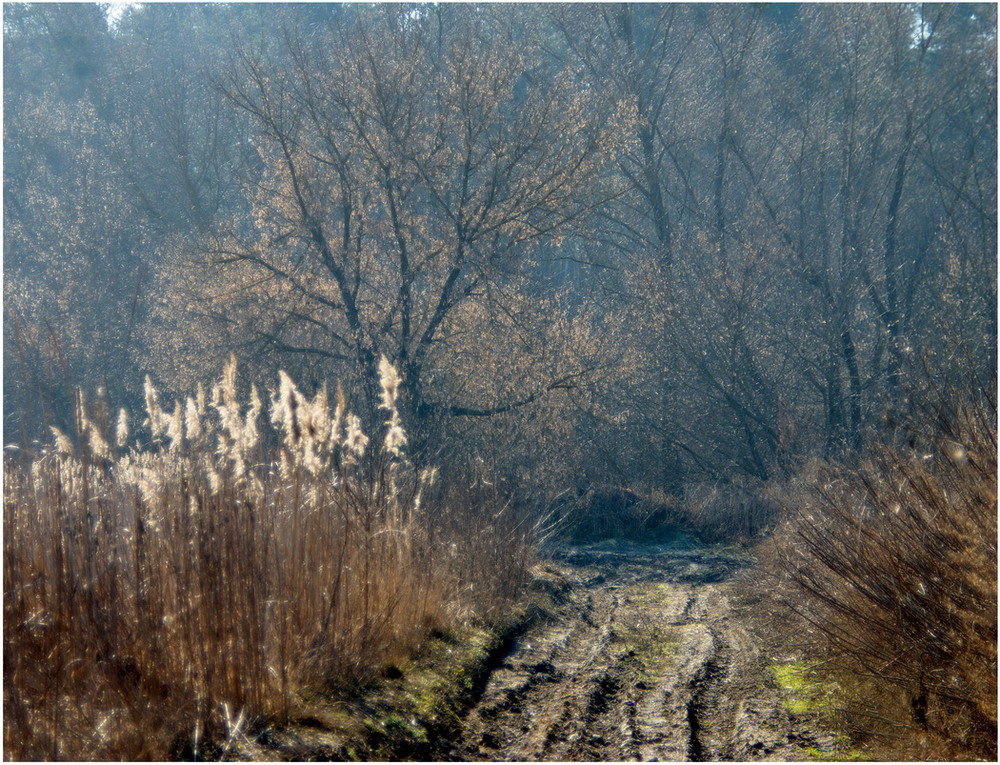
770 664 872 761
634 581 675 603
802 743 873 761
772 661 802 683
608 582 680 684
611 622 677 666
356 591 559 759
385 713 428 743
771 661 839 715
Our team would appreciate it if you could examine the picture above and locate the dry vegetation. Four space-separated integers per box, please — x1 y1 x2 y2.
3 358 534 760
3 5 995 762
766 390 997 760
552 480 780 546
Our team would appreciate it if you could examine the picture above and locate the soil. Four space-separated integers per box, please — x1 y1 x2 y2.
444 538 842 762
238 537 846 762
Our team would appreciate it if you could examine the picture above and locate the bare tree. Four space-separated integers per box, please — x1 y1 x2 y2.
148 5 629 445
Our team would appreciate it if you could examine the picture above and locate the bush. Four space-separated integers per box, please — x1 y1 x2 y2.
768 392 997 760
552 480 779 545
553 485 682 543
679 479 780 543
3 357 534 760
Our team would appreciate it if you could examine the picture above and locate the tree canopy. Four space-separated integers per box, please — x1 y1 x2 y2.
5 2 996 493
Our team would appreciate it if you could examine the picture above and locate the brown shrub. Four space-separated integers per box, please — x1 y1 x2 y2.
768 394 997 760
552 479 779 545
554 485 682 543
679 479 780 543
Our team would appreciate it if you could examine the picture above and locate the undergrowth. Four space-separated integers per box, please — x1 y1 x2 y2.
3 356 534 760
766 389 997 760
554 480 779 545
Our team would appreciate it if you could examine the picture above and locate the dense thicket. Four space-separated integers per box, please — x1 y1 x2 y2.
5 2 996 494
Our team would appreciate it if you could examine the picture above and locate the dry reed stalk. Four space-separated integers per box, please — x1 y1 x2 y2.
4 358 534 760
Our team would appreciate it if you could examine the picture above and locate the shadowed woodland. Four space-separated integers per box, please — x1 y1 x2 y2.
3 3 996 761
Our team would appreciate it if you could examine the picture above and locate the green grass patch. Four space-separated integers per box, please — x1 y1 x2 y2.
633 581 675 604
354 620 513 758
610 621 677 668
610 582 680 684
771 661 840 715
769 664 873 761
803 742 873 761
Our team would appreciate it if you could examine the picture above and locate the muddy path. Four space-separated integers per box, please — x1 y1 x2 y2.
445 540 837 762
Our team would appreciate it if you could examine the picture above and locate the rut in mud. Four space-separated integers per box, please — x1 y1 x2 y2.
446 541 838 762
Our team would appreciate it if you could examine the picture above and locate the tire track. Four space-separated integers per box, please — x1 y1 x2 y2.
447 540 835 761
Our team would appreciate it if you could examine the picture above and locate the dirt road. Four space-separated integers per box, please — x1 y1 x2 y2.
447 539 838 762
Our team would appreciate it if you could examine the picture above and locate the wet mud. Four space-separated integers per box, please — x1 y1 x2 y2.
446 540 838 762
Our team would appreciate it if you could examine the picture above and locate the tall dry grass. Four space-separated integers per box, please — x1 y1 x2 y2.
3 357 534 760
768 390 997 759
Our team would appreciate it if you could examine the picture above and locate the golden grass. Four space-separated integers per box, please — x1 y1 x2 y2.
3 358 534 760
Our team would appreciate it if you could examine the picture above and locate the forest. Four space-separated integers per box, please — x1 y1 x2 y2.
3 3 997 761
